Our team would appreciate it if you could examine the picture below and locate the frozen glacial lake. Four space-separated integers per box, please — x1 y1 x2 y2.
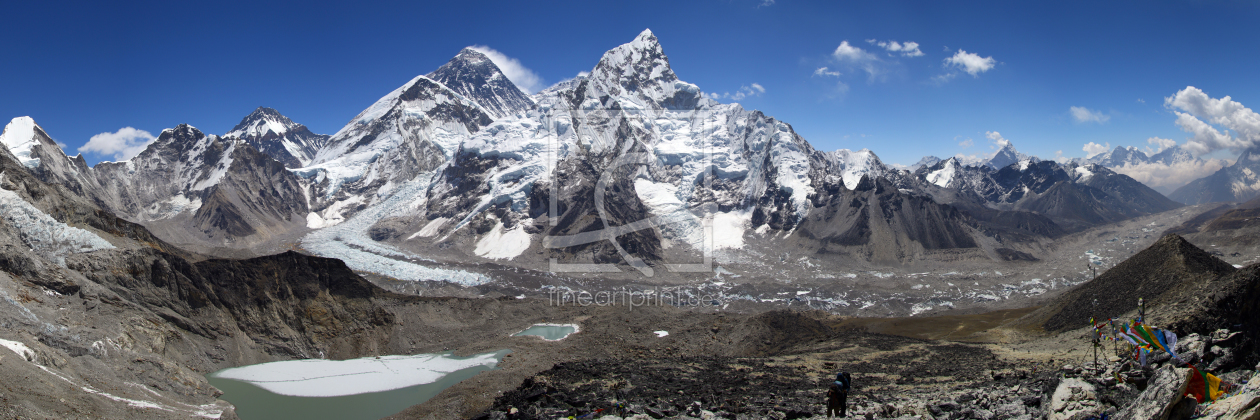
513 324 578 340
207 350 508 420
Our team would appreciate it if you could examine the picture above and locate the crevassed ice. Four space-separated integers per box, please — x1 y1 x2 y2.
0 173 115 264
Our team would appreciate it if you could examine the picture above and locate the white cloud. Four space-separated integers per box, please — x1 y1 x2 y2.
943 50 996 77
759 0 775 6
1054 150 1070 164
1137 98 1145 104
930 72 958 85
833 81 850 96
1165 86 1260 156
79 127 155 161
986 131 1010 148
1147 137 1177 154
710 83 766 101
1070 106 1110 123
813 67 841 77
1110 159 1229 193
576 71 590 78
1082 141 1110 158
866 39 924 57
831 41 882 80
467 45 546 94
833 40 875 62
959 138 974 148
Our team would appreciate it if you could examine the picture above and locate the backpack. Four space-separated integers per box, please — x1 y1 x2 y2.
835 372 851 392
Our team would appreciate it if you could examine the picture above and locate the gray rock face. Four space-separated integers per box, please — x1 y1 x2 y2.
90 125 310 249
426 48 535 119
1114 365 1188 420
0 143 395 418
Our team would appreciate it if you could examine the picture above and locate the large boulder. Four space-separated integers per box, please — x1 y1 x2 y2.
1115 365 1189 420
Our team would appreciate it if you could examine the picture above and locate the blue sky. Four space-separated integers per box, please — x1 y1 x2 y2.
3 0 1259 170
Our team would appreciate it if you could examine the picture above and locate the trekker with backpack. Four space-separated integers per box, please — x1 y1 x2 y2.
827 371 851 418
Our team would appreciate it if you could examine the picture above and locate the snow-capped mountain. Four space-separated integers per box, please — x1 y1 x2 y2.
0 118 309 250
355 29 1033 268
426 48 535 119
985 141 1035 170
296 47 536 229
1169 147 1260 204
0 117 96 198
913 157 1182 232
1086 144 1198 168
224 107 330 168
0 29 1190 274
824 149 889 190
90 124 310 246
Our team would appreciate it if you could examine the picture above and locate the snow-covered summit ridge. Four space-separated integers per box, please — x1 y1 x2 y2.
225 107 296 139
827 148 890 190
0 117 45 168
224 107 329 168
584 28 706 110
985 141 1035 170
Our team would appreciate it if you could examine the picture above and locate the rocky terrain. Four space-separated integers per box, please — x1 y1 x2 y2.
4 120 1260 420
465 234 1260 420
7 26 1260 420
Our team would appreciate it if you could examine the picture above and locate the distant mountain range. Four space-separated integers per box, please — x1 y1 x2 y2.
0 29 1199 275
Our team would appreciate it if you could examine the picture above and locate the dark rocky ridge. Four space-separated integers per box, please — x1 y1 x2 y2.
1018 234 1237 333
795 176 981 263
426 48 535 119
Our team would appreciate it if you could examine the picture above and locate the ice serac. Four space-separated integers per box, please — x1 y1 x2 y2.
1169 146 1260 204
224 107 330 168
426 48 535 119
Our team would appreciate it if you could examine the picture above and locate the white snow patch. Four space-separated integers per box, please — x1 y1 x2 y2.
474 221 531 260
30 365 225 418
0 338 34 361
144 194 201 220
711 211 748 250
408 217 449 239
1075 165 1094 180
926 160 956 187
654 331 669 338
305 212 328 229
211 351 503 398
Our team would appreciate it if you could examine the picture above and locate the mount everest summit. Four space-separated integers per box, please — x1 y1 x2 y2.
0 29 1190 277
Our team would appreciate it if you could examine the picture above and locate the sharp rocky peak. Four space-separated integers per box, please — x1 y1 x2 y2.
591 28 675 84
227 107 299 138
582 28 702 109
425 47 534 118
